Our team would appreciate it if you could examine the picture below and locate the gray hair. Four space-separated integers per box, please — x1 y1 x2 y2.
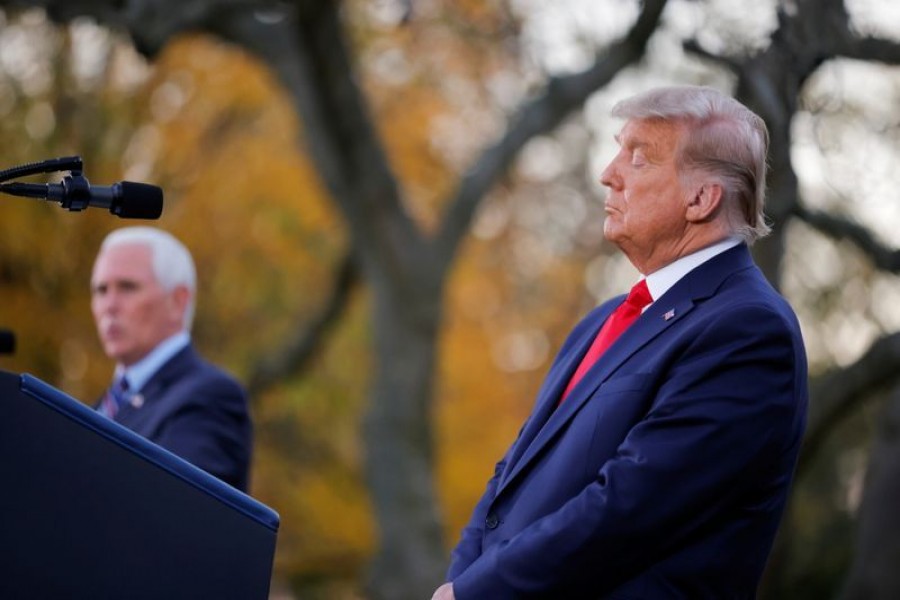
100 226 197 330
612 85 771 244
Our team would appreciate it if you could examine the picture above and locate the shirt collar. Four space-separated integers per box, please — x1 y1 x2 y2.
642 237 743 304
117 331 191 392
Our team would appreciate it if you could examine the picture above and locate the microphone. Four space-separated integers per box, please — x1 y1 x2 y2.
0 175 163 219
0 329 14 355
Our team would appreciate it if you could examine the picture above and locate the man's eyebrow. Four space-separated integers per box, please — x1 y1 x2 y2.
613 133 651 152
91 277 141 289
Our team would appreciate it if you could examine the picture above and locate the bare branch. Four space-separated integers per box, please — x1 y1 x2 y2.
839 36 900 66
2 0 275 56
798 332 900 475
793 204 900 272
433 0 669 272
245 251 359 398
682 39 741 72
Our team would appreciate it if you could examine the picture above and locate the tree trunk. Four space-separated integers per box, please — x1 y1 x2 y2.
363 278 446 599
839 386 900 600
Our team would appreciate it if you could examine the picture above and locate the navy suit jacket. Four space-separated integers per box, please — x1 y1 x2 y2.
448 244 808 599
109 344 252 492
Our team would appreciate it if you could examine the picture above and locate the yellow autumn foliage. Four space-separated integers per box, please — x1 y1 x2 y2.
0 4 610 593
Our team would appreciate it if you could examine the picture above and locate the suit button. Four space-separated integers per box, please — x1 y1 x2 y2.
485 513 499 529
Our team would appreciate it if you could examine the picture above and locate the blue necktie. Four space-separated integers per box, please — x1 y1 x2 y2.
102 376 130 418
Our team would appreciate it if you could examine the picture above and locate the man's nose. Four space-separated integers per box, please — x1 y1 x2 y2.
599 160 620 189
97 291 119 313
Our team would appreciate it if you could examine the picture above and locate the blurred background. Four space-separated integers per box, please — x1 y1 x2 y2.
0 0 898 598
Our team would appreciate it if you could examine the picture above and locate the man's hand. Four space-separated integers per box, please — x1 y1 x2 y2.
431 582 455 600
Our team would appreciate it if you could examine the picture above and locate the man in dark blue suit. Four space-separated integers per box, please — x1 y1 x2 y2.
91 227 252 492
434 86 808 599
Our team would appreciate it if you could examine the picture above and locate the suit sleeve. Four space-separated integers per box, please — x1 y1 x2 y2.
447 451 512 579
451 304 806 599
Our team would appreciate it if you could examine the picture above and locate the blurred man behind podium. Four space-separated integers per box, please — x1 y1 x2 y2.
90 226 252 492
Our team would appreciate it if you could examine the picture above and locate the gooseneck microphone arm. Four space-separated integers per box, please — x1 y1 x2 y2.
0 156 163 220
0 156 84 183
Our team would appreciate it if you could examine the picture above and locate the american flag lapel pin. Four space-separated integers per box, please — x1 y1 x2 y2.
663 309 675 321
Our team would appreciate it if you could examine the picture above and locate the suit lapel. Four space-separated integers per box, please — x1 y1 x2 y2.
497 244 756 495
114 345 196 424
499 301 620 486
498 299 690 495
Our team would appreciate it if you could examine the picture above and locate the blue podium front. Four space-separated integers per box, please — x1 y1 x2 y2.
0 370 279 599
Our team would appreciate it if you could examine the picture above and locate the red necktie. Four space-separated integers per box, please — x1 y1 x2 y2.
560 279 652 402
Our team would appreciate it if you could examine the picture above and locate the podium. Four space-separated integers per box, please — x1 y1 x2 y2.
0 370 279 599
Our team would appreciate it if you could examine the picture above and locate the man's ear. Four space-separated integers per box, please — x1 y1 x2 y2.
169 285 191 322
686 183 723 223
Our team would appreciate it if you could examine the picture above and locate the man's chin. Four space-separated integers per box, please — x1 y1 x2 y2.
603 224 623 245
102 343 129 363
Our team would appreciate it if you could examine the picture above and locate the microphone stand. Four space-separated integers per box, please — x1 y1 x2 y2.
0 329 15 356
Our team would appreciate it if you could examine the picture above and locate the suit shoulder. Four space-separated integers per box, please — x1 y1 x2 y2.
171 352 247 402
722 271 801 323
197 356 243 386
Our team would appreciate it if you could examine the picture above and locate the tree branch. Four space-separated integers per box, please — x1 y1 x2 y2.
682 39 741 73
798 332 900 475
2 0 273 56
245 250 359 398
839 36 900 66
793 203 900 272
433 0 669 272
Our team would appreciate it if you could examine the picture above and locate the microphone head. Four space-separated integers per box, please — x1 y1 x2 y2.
0 329 15 355
112 181 163 219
